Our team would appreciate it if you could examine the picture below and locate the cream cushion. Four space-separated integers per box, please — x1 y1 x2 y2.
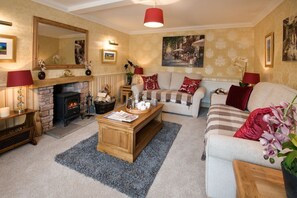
158 72 171 89
247 82 297 112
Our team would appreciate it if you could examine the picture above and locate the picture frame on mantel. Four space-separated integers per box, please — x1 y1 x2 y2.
102 49 117 64
265 32 274 67
0 34 16 62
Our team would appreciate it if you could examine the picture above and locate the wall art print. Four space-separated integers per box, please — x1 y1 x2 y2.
0 34 16 62
102 49 117 64
265 32 274 67
283 15 297 61
162 35 205 67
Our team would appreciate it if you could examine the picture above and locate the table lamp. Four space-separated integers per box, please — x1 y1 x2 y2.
7 70 33 113
242 72 260 86
134 67 144 84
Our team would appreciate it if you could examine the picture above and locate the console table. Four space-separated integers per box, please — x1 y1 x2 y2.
0 109 37 154
233 160 286 198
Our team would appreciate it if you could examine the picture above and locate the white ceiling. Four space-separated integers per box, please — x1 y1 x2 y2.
32 0 284 35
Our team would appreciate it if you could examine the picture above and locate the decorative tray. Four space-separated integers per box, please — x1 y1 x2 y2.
125 107 150 114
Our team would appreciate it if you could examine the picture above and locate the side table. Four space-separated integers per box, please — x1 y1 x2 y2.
233 160 286 198
120 85 132 104
0 109 37 154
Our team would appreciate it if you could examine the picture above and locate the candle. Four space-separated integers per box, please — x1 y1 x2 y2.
0 107 10 118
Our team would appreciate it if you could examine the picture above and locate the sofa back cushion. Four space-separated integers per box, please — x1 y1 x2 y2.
247 82 297 112
158 72 171 89
169 72 202 90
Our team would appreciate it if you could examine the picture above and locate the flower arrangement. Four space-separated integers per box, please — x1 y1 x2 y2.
260 95 297 175
85 60 92 70
38 59 46 72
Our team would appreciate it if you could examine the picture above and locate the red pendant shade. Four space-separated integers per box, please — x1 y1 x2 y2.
134 67 144 75
7 70 33 87
144 8 164 28
242 72 260 85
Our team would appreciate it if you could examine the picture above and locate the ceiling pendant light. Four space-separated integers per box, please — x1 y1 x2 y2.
144 0 164 28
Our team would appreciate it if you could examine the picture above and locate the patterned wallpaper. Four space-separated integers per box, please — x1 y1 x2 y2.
254 0 297 89
129 28 254 80
0 0 129 86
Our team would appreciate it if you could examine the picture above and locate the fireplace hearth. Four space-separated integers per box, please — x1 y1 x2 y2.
54 92 81 127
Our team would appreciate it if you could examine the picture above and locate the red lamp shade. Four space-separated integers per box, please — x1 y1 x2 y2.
134 67 144 75
7 70 33 87
242 72 260 85
144 8 164 28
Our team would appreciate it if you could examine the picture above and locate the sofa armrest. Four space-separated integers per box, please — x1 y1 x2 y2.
211 93 227 105
131 83 143 98
206 134 281 169
191 86 206 117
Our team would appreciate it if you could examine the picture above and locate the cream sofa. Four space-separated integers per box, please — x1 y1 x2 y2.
131 72 206 117
205 82 297 198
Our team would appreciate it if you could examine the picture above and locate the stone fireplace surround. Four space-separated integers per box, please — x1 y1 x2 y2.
34 76 93 133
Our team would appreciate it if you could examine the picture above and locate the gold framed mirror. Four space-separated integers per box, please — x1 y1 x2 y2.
33 16 88 70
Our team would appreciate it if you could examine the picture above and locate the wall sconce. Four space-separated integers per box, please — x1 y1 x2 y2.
109 40 118 46
0 20 12 26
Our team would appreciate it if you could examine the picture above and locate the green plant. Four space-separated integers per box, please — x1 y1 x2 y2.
124 60 135 77
260 95 297 175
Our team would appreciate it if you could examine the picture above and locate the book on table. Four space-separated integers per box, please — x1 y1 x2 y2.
105 110 138 122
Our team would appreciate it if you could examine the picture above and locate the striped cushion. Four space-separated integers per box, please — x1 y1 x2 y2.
142 89 193 106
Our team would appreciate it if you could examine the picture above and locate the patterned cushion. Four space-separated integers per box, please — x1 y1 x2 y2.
141 74 160 90
178 76 201 95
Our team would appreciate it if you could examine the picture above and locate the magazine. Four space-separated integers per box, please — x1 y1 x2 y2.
105 110 138 122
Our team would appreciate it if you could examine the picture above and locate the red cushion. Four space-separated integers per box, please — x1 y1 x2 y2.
141 74 160 90
178 76 201 95
234 107 273 141
226 85 253 110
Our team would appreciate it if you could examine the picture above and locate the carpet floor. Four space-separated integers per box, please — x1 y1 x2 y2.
55 122 182 198
0 111 207 198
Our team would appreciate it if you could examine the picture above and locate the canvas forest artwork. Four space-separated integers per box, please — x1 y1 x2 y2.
283 15 297 61
162 35 205 67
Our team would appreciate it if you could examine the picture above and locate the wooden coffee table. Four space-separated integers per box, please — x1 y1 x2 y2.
96 104 163 163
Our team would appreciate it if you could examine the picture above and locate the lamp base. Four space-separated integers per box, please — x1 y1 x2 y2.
15 108 27 114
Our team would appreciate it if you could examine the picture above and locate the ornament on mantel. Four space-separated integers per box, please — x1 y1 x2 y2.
38 59 46 80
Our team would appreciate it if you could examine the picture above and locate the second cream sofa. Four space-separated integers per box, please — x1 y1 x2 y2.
131 72 206 117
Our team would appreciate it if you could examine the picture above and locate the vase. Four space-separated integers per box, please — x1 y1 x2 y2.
85 69 92 76
38 71 46 80
281 161 297 198
126 75 132 85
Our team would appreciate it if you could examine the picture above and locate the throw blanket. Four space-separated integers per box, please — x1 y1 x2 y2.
142 90 193 106
201 104 249 160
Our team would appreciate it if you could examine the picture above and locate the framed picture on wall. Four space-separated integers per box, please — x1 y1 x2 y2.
162 35 205 67
102 49 117 64
265 32 274 67
0 34 16 62
283 15 297 61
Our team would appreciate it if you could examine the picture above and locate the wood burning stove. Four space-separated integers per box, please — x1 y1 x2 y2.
54 92 80 127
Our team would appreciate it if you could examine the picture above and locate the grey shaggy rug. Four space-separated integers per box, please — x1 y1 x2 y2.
55 121 182 198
